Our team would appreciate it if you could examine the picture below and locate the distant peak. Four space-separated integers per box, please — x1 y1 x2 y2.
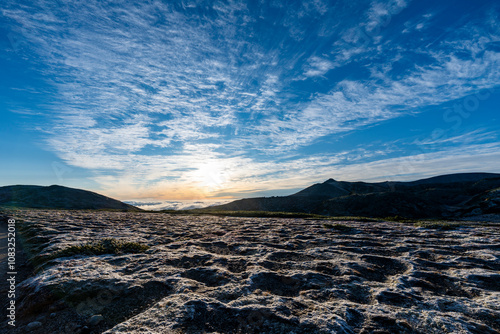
47 184 69 190
324 178 337 183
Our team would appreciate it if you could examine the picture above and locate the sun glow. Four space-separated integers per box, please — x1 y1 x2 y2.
191 161 230 192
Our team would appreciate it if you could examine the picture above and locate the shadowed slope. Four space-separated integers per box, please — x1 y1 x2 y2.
209 173 500 219
0 185 140 211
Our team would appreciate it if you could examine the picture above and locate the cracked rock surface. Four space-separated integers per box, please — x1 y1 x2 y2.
4 209 500 333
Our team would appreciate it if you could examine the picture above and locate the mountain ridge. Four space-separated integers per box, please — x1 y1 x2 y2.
208 173 500 219
0 184 141 211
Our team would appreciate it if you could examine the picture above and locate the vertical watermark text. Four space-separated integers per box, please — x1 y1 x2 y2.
7 218 17 327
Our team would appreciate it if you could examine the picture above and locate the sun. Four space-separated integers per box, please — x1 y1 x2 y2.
192 161 229 192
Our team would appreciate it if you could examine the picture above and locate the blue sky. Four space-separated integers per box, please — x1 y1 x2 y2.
1 0 499 201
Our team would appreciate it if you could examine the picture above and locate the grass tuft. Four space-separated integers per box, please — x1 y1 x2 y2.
384 216 418 224
320 216 381 222
53 238 150 258
322 223 354 232
414 221 462 230
161 210 326 219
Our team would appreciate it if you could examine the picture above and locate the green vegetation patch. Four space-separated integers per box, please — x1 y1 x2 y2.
322 223 355 232
162 209 326 219
414 221 462 230
53 238 149 258
318 216 381 222
384 216 419 224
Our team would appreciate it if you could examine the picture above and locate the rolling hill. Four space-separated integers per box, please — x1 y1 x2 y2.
208 173 500 219
0 185 141 211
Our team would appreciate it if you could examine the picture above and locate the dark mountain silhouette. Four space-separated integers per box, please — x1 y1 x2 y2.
402 172 500 185
209 173 500 219
0 185 141 211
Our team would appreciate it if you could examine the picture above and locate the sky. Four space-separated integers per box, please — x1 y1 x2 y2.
1 0 500 204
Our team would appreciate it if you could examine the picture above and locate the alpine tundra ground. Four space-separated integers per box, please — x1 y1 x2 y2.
1 209 499 333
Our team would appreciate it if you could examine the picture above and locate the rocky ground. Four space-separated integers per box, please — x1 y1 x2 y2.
1 209 499 333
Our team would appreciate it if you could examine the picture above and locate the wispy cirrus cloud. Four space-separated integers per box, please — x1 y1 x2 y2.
255 17 500 150
302 56 335 78
414 129 498 146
